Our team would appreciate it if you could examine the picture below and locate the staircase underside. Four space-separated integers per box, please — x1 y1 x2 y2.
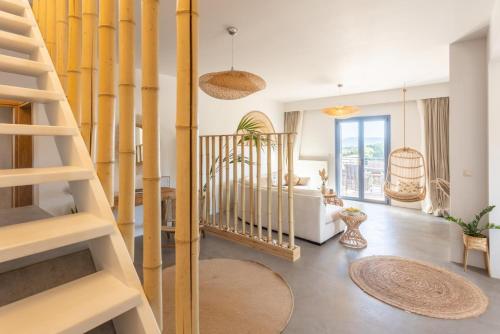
0 1 160 332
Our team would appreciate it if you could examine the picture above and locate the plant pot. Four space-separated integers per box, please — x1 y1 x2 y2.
462 233 490 275
463 233 488 252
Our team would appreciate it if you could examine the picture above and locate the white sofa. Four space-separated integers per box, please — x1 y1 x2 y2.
236 181 344 244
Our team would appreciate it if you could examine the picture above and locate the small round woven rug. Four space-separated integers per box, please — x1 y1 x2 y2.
350 256 488 319
163 258 294 333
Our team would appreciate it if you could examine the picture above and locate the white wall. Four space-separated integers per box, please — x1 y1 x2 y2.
32 67 282 216
131 72 284 188
488 0 500 277
129 72 283 231
490 0 500 61
449 37 489 268
288 84 449 209
34 107 74 216
285 83 450 112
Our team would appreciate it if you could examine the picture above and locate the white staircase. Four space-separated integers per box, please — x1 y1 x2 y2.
0 1 160 333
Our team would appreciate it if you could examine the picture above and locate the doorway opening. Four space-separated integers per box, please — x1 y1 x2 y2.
335 115 390 204
0 100 34 209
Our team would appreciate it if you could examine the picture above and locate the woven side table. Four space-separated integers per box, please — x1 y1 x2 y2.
339 210 367 249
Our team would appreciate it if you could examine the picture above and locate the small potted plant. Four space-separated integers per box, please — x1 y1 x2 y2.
447 205 499 266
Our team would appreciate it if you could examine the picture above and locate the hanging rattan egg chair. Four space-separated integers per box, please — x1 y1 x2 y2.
384 88 427 202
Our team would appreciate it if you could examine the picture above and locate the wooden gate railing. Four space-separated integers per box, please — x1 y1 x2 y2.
199 133 300 261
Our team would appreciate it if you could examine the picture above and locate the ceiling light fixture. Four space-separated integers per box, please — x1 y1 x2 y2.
199 26 266 100
322 84 360 117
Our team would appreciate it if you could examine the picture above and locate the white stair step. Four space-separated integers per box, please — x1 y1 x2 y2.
0 213 114 262
0 30 38 53
0 166 94 188
0 54 51 76
0 0 25 16
0 9 31 34
0 123 77 136
0 271 141 334
0 84 64 102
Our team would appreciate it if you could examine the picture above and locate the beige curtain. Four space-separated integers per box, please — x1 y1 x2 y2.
284 111 303 167
421 97 450 216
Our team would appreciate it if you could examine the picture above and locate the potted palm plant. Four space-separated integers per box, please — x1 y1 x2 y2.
447 205 498 240
447 205 499 271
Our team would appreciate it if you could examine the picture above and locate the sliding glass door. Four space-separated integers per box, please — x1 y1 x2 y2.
336 116 390 203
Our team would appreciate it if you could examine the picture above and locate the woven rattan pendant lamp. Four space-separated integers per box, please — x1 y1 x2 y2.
199 26 266 100
384 88 427 202
322 84 360 117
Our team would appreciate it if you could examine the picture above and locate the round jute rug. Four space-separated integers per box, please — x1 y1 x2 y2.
350 256 488 319
163 258 294 333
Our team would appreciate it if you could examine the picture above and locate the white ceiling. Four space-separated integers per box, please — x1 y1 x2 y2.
147 0 495 102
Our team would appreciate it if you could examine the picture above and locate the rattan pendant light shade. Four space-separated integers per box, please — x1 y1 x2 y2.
322 105 360 117
322 84 360 117
384 88 427 202
199 26 266 100
199 70 266 100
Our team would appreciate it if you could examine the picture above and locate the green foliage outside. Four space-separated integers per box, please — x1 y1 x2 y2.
342 143 384 159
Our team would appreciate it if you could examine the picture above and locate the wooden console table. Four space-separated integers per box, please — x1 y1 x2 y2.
323 193 344 207
114 187 176 224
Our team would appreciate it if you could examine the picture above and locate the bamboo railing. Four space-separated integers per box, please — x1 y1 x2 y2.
81 0 98 156
67 0 82 127
199 133 301 261
33 0 205 333
142 0 162 328
176 0 200 331
55 0 68 92
45 0 55 59
96 0 117 205
118 0 136 257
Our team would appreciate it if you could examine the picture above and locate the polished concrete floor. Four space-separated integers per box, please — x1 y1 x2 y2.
135 202 500 334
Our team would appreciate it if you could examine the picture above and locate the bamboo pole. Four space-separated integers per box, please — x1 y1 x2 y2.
233 135 238 231
225 136 230 230
176 0 200 331
142 0 162 328
256 135 262 239
199 136 203 224
267 134 272 242
81 0 98 155
205 137 210 225
96 0 116 205
211 136 216 225
277 134 283 245
249 137 254 237
46 0 56 61
218 136 223 228
68 0 82 127
287 133 295 249
33 0 39 21
38 0 46 39
118 0 136 257
55 0 68 92
240 135 245 235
